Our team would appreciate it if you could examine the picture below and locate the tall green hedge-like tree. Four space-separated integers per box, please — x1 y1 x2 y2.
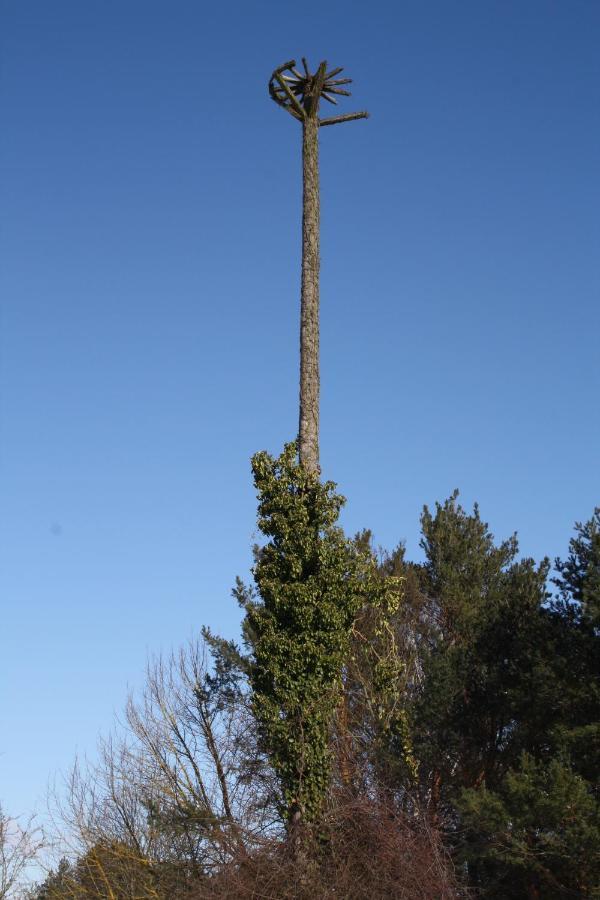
268 60 368 475
240 444 398 829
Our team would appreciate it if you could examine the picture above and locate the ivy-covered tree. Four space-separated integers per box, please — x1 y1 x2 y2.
339 537 418 796
239 443 398 828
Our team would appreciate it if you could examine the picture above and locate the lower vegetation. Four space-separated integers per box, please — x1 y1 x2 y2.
8 444 598 898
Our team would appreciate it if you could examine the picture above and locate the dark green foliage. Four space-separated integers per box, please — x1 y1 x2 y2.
33 843 165 899
459 755 600 898
411 493 552 805
549 507 600 800
34 859 74 899
240 443 394 824
418 491 521 640
398 496 600 896
554 507 600 629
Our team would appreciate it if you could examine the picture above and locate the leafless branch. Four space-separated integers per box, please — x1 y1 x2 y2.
319 111 370 127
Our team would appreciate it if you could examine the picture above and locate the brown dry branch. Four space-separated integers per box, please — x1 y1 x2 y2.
44 638 278 898
189 793 461 899
38 627 465 898
0 805 44 899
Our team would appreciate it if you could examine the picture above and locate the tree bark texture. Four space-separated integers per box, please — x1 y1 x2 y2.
299 114 320 476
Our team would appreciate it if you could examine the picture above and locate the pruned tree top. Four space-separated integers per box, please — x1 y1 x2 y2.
269 58 369 126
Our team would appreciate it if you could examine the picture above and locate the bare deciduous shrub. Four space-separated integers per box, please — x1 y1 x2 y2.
0 804 44 899
44 638 278 897
189 794 461 899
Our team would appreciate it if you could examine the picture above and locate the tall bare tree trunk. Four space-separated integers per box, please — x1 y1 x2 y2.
299 114 320 476
268 59 368 477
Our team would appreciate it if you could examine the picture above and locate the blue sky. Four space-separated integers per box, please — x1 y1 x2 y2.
1 1 599 822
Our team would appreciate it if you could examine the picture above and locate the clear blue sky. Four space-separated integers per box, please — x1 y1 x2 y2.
1 1 599 822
